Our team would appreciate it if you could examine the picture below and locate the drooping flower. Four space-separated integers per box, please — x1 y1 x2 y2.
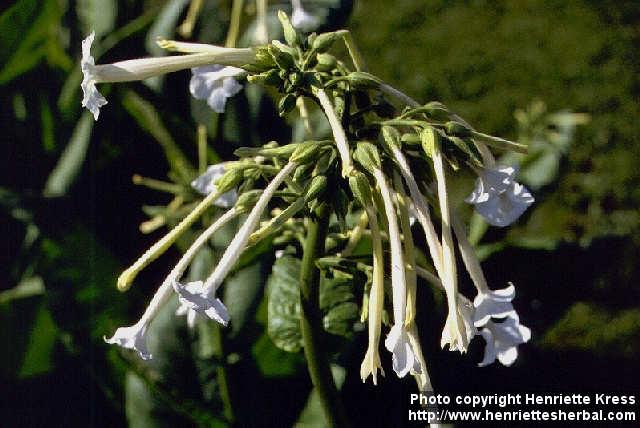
478 313 531 367
385 324 421 378
81 32 108 120
466 165 534 227
290 0 322 32
360 204 385 385
473 283 516 327
189 65 244 113
191 163 239 208
104 321 151 360
441 295 477 352
372 167 422 377
173 280 230 326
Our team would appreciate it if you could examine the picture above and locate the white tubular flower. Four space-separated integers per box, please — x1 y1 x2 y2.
466 165 534 227
451 214 517 328
104 321 151 360
81 32 108 120
440 308 474 352
315 88 354 177
473 284 516 327
431 134 468 353
189 65 245 113
478 313 531 367
80 32 254 120
173 280 230 326
176 162 297 321
373 168 422 378
104 276 178 359
291 0 321 32
360 207 385 385
168 208 239 328
191 163 239 208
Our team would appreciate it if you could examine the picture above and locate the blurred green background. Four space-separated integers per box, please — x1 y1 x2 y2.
1 0 639 426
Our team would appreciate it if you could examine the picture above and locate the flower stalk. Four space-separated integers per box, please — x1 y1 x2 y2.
314 88 354 177
299 203 350 428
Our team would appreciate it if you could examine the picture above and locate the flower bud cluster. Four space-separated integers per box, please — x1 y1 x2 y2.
93 10 535 395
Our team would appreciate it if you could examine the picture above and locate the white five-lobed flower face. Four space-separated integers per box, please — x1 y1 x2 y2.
173 280 229 326
189 65 244 113
466 165 534 227
81 32 108 120
478 313 531 367
104 321 151 360
191 163 239 208
384 324 422 378
473 283 516 327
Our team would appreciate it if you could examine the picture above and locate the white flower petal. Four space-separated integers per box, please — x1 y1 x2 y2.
478 313 531 367
104 322 151 360
471 182 534 227
189 65 244 113
478 328 496 367
473 284 517 327
80 32 108 120
384 325 420 378
441 296 476 352
191 163 239 208
173 280 229 326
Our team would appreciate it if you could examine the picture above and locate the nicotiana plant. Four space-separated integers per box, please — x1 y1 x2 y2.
86 4 534 425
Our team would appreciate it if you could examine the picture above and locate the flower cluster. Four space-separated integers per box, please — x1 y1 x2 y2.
93 9 533 396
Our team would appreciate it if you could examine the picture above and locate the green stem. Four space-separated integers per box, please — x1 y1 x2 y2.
299 204 350 428
211 323 235 423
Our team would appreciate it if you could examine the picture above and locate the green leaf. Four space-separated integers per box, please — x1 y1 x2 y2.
43 112 93 197
295 364 346 428
266 256 359 353
0 0 65 84
267 256 303 352
18 302 57 378
320 274 358 337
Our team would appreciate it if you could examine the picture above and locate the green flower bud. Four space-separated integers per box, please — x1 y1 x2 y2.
315 53 337 71
215 167 244 193
445 121 472 137
349 171 374 208
305 175 328 202
346 71 382 89
290 141 327 163
254 47 276 68
420 126 438 158
423 101 451 121
381 125 401 150
312 30 348 53
247 69 282 87
277 11 298 46
354 141 382 174
235 190 262 213
268 44 294 70
278 93 297 117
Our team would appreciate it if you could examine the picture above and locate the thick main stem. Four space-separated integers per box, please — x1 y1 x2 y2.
299 204 350 428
